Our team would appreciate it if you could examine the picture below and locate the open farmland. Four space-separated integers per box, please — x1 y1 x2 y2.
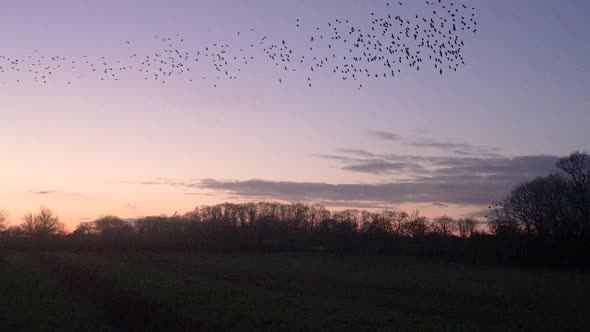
1 251 589 331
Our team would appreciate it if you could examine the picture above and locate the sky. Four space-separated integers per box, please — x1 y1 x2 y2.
1 0 589 229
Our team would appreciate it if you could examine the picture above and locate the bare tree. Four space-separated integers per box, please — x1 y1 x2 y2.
557 151 590 237
491 173 581 238
401 210 429 237
0 209 7 232
5 226 23 237
333 209 360 229
360 211 393 235
380 209 408 235
487 202 521 236
93 215 134 236
457 218 476 238
432 216 457 236
20 207 65 237
73 222 94 235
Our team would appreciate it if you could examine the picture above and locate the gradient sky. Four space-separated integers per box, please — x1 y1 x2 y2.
1 0 589 229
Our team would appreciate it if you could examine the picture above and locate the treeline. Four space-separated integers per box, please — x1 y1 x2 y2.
1 203 482 246
488 151 590 240
478 151 590 266
1 152 589 267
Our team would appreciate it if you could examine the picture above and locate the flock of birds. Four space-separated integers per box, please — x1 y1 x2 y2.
0 0 478 90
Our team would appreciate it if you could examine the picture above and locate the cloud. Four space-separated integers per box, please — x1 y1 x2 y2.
137 179 188 187
122 178 202 189
336 149 376 157
124 203 138 210
369 130 501 157
124 127 562 210
432 202 449 207
318 131 510 176
184 192 216 196
28 190 57 195
197 152 560 206
462 208 493 220
429 155 560 178
369 130 402 141
406 139 473 150
405 138 500 156
311 154 360 163
313 201 394 210
341 159 423 175
198 175 525 206
27 190 90 199
128 153 559 208
316 147 559 178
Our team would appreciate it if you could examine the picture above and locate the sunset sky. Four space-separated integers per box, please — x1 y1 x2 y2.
1 0 589 229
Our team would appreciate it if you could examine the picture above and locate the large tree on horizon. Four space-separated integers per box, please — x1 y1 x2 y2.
20 207 65 237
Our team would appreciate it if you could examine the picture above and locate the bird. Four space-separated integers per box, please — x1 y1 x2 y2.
0 0 478 89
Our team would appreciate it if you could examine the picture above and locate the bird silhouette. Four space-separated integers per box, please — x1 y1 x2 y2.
0 0 478 89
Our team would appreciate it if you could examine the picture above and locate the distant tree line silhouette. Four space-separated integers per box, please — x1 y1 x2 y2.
1 152 589 267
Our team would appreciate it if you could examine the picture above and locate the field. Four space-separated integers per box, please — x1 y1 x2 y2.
1 251 589 331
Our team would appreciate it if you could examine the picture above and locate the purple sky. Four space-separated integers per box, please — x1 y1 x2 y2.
1 0 589 228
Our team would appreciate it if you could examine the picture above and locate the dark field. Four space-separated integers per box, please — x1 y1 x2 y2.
1 251 588 331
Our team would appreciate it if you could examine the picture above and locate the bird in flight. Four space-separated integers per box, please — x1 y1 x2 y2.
0 0 478 89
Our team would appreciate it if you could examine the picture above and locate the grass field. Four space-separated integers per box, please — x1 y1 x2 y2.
1 251 588 331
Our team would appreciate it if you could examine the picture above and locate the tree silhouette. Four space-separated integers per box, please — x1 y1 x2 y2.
556 151 590 237
95 216 134 236
0 209 7 232
488 152 590 240
457 218 476 238
401 211 430 237
1 152 589 267
20 207 65 237
432 216 457 236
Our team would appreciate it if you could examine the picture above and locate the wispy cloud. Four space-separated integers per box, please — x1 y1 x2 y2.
369 130 402 141
463 208 493 219
123 129 561 210
405 138 501 157
336 149 376 157
341 159 423 175
120 178 198 187
196 151 559 207
197 176 517 206
368 130 501 157
28 190 58 195
125 153 559 209
317 148 558 178
137 179 189 186
432 202 449 207
184 192 216 196
27 190 90 199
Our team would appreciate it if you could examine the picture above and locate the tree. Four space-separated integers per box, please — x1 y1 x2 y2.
93 216 134 236
0 209 7 232
489 170 586 239
487 202 521 236
5 226 23 237
556 151 590 237
432 216 457 236
20 207 65 237
401 211 429 237
73 222 94 235
381 209 409 235
503 176 563 236
457 218 476 238
361 211 394 235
